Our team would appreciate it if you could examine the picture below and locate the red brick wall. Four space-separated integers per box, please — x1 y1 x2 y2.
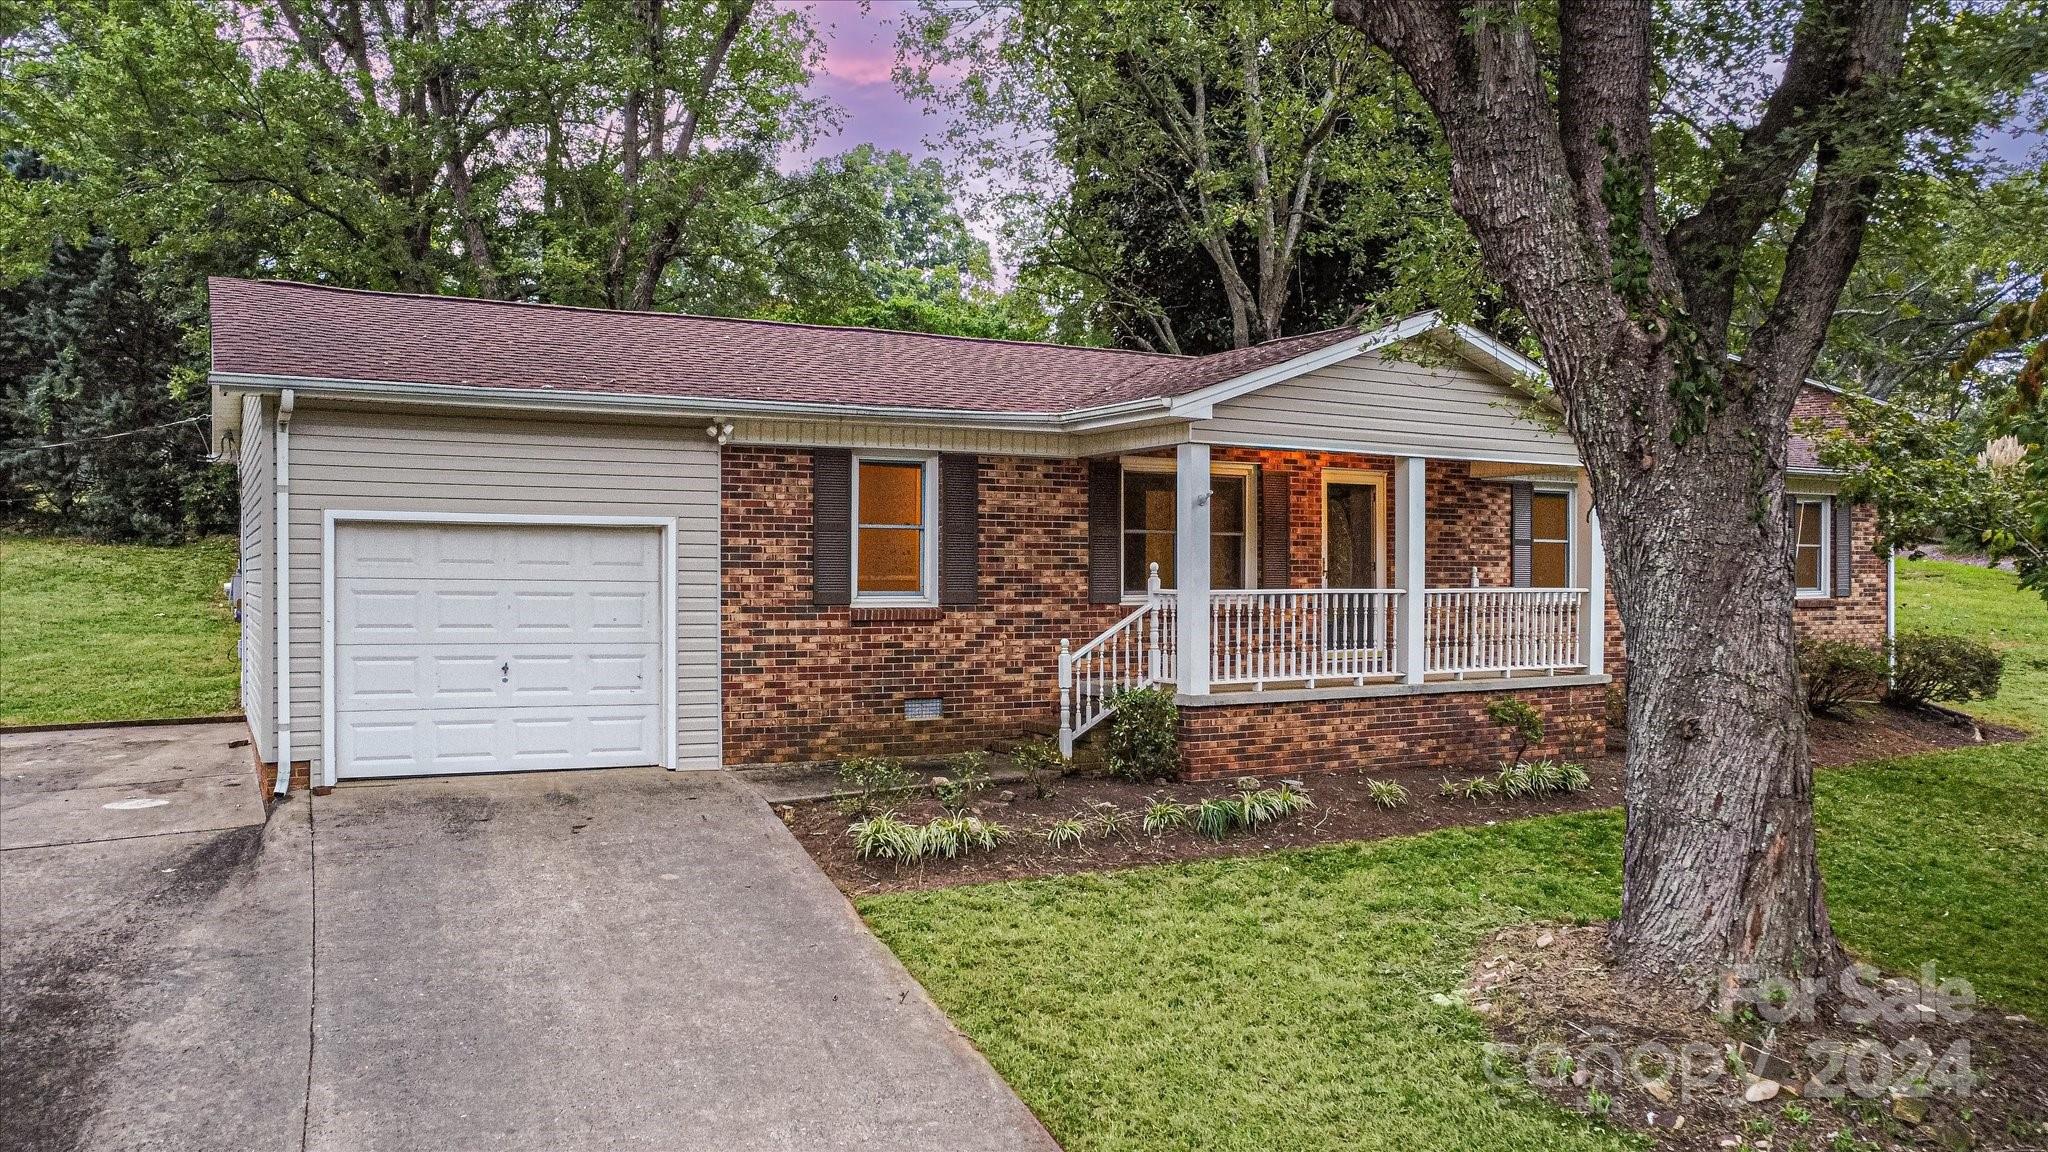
721 447 1126 765
1178 682 1609 780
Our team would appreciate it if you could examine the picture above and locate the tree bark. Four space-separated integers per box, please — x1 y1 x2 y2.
1333 0 1906 996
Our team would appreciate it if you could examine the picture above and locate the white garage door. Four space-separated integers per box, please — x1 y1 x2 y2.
332 521 667 779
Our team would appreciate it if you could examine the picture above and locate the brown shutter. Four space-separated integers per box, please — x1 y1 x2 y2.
1509 482 1533 587
1831 496 1853 597
812 449 851 607
1087 459 1122 604
1259 468 1291 589
939 454 979 606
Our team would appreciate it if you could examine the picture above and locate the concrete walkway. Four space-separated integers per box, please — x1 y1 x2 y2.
2 723 1058 1152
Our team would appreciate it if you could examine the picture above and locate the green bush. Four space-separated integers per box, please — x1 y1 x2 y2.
1365 779 1408 809
1887 630 2004 708
1485 696 1544 769
836 755 915 817
1103 686 1179 781
932 751 991 813
1011 738 1064 800
1797 638 1889 716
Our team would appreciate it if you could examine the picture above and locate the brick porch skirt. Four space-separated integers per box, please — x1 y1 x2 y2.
1177 679 1611 780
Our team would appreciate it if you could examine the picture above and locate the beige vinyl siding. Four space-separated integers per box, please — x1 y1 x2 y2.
238 395 275 763
1193 348 1581 466
285 405 722 779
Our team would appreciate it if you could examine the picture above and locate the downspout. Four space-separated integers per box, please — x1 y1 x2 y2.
1885 548 1897 682
273 390 295 795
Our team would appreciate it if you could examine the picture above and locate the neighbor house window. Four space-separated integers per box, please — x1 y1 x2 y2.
1529 491 1572 587
1120 462 1252 595
854 457 933 600
1791 498 1829 597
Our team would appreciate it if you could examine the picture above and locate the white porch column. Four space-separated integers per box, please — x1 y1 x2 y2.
1175 442 1212 696
1395 456 1427 685
1578 480 1607 675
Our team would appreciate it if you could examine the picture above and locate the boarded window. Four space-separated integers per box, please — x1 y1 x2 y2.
1120 467 1252 594
1792 499 1827 595
856 460 926 596
1529 492 1571 588
1122 470 1177 592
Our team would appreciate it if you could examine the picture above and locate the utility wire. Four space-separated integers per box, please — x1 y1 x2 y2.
0 415 207 462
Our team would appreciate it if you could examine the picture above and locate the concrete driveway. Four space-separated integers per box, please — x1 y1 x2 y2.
2 722 1058 1152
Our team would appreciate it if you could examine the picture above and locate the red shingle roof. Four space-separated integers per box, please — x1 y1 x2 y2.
207 278 1359 416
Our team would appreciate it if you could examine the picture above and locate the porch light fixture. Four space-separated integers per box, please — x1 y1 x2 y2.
704 420 734 445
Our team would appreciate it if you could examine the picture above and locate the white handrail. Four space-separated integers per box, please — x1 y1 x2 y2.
1059 565 1176 757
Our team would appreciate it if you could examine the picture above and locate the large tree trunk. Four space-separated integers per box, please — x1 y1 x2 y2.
1597 409 1841 991
1333 0 1903 997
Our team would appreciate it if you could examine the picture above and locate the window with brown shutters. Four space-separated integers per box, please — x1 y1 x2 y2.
1510 483 1534 587
1087 459 1121 604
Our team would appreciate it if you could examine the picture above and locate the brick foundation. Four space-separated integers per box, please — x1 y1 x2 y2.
1177 681 1610 780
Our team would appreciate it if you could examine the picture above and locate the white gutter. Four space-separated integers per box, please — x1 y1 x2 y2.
273 389 294 796
1886 549 1898 682
207 370 1180 433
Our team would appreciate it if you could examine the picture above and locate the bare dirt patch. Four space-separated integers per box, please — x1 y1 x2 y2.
1465 922 2048 1151
785 703 2010 896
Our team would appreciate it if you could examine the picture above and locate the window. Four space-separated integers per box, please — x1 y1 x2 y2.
1120 462 1251 595
1791 498 1829 597
854 458 932 599
1529 491 1572 587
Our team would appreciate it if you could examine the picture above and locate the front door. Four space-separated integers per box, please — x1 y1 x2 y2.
1324 477 1381 648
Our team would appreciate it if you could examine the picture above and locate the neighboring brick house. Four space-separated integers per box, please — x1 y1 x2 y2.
208 280 1891 791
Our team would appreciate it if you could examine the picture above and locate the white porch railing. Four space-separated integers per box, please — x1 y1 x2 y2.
1209 589 1404 688
1059 582 1591 758
1423 587 1587 676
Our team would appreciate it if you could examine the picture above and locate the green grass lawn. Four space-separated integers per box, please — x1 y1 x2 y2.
0 534 241 727
862 559 2046 1152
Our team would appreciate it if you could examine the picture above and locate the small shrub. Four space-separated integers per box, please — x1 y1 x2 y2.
1103 686 1179 781
848 813 919 862
1887 630 2003 708
1485 696 1545 769
917 817 967 859
1091 802 1136 840
1365 778 1408 809
958 816 1011 852
1267 781 1313 817
1043 817 1088 849
837 755 914 817
1194 796 1238 839
1011 738 1064 800
1142 800 1191 834
932 751 992 813
1798 638 1889 716
1439 775 1499 802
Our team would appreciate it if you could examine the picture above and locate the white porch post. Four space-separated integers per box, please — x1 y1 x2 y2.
1175 442 1212 696
1578 477 1606 676
1396 456 1427 685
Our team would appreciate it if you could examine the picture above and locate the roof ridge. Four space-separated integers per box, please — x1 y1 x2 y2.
207 277 1190 362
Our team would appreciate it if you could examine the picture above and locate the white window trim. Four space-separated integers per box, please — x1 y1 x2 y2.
1529 485 1576 588
851 452 940 606
1119 456 1256 602
1792 497 1831 599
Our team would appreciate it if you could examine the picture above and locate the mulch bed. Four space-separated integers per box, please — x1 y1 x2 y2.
1466 923 2048 1151
782 703 2018 897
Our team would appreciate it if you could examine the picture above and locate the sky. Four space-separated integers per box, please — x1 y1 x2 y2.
779 1 951 173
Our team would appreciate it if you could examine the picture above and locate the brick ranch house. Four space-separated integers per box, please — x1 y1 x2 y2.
207 279 1893 794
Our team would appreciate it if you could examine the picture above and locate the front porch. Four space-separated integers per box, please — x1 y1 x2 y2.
1057 446 1612 770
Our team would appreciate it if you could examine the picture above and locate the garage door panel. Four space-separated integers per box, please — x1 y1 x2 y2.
337 706 661 777
336 644 659 713
337 582 660 646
